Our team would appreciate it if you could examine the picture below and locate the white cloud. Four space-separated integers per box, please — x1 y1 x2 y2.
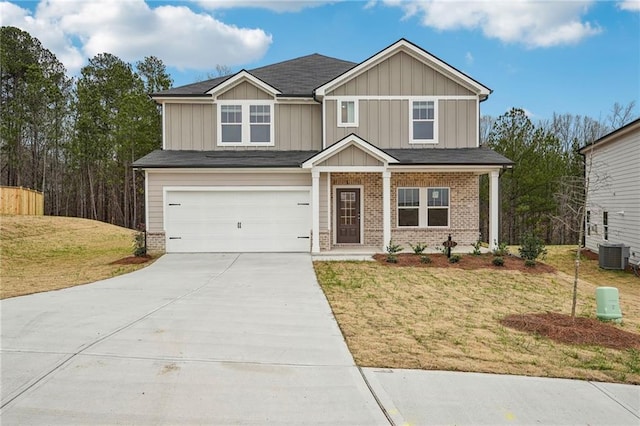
465 51 474 65
0 0 272 74
194 0 336 13
381 0 602 48
619 0 640 11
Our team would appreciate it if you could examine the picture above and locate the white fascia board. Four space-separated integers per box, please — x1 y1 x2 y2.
387 165 504 174
207 70 281 99
152 96 213 104
302 134 398 168
315 39 491 98
143 168 308 174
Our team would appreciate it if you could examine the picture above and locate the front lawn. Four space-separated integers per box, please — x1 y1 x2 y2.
314 246 640 384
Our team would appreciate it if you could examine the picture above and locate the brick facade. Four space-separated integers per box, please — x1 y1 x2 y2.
324 171 479 251
146 231 166 254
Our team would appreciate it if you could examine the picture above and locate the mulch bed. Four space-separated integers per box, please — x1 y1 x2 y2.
501 312 640 350
110 255 153 265
372 253 556 274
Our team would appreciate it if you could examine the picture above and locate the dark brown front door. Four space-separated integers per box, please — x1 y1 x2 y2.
336 188 360 244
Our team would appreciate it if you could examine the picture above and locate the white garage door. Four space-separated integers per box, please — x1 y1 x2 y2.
164 189 311 253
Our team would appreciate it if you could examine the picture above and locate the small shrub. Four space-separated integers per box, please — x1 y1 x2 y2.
519 232 547 262
492 256 505 266
420 255 431 264
524 259 537 267
132 224 147 257
409 242 428 255
471 240 482 256
493 241 510 256
449 254 461 263
386 240 403 263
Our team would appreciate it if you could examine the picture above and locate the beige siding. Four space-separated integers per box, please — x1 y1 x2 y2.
326 99 476 148
146 171 312 232
165 103 321 151
317 145 382 167
584 130 640 257
328 51 474 96
217 81 272 100
165 104 214 150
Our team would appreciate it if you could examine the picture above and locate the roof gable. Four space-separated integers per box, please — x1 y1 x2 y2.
302 134 398 168
207 70 280 99
315 39 491 99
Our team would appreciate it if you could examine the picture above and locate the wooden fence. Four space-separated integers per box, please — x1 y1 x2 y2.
0 186 44 215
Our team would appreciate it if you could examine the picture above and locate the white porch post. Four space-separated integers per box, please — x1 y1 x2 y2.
489 170 499 251
312 169 321 253
382 170 391 251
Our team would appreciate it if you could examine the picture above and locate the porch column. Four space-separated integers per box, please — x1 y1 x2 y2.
312 169 320 253
382 170 391 251
489 170 499 251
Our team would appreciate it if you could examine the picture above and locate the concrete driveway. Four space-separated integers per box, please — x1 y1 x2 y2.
2 253 639 425
1 253 388 424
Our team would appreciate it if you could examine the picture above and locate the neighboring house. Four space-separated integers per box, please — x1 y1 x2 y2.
133 39 513 254
579 118 640 262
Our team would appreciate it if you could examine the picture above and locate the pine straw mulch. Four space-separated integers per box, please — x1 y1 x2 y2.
372 253 556 273
501 312 640 350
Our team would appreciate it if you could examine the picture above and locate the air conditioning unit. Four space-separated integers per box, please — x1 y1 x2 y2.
599 243 630 270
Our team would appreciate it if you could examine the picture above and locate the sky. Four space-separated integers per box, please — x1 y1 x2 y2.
2 0 639 121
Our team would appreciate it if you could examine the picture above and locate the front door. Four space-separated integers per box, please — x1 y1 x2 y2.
336 188 361 244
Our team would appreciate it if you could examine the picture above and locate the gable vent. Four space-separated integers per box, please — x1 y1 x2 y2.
599 243 630 270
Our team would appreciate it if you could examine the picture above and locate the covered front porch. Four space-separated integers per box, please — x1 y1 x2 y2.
302 135 507 254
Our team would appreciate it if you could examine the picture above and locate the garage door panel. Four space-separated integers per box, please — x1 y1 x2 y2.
165 190 310 253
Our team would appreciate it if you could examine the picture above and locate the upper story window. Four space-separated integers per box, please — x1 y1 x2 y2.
410 100 437 144
218 101 274 146
337 99 358 127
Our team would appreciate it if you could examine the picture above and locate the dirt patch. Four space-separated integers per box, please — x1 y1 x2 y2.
501 312 640 350
372 253 556 273
110 255 153 265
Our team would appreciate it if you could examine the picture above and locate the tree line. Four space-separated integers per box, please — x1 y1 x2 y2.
1 26 637 244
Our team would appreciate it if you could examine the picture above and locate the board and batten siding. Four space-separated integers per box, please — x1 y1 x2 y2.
164 103 321 151
584 130 640 258
317 145 383 167
217 81 273 100
146 171 312 232
325 99 477 149
327 51 474 97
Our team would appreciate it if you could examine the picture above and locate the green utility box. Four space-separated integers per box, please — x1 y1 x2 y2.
595 287 622 322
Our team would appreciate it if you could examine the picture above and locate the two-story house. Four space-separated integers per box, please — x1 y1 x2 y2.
133 39 513 254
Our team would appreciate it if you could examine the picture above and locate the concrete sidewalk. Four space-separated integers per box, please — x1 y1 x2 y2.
2 253 638 425
1 253 387 424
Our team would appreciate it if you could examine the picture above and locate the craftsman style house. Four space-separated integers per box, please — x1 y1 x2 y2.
133 39 513 253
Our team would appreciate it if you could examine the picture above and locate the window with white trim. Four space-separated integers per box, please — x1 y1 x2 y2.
398 188 420 227
427 188 449 227
397 187 450 228
218 101 274 145
410 100 437 143
337 99 358 127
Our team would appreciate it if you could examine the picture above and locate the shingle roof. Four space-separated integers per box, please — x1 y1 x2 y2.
132 150 318 168
132 148 513 169
386 148 513 166
154 54 356 97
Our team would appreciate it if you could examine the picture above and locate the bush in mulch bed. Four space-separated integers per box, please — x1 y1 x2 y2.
501 312 640 350
372 253 556 273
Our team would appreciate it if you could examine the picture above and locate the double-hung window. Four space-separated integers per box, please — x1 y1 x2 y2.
410 100 437 143
398 188 420 227
427 188 449 227
397 187 450 227
218 101 274 146
337 99 358 127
